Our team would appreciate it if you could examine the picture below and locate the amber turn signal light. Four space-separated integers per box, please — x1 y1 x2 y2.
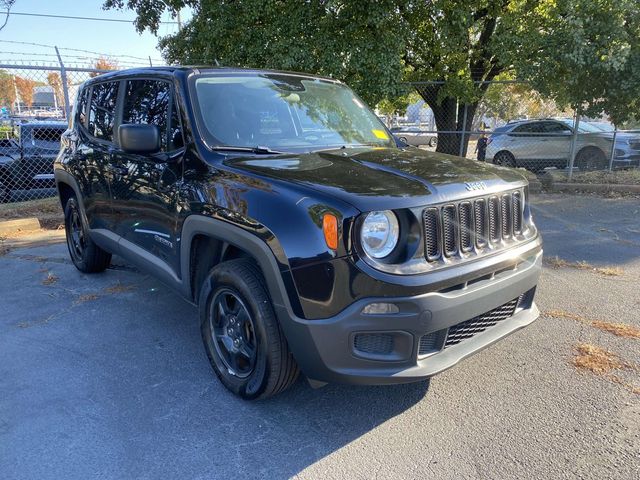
323 213 338 250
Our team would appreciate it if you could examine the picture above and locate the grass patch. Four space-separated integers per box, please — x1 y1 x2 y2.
104 282 136 294
544 255 623 276
590 320 640 339
545 309 640 339
572 343 629 374
0 197 61 220
571 343 640 395
75 293 99 304
545 169 640 185
0 197 63 232
41 272 58 286
0 235 8 256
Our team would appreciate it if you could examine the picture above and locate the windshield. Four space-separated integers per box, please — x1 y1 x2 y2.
192 74 395 152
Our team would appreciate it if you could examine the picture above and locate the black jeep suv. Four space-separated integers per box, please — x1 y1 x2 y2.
55 67 542 399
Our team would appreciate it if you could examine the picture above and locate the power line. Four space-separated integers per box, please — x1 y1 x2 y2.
0 40 164 63
0 10 179 24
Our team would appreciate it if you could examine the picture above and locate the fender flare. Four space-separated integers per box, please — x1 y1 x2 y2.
179 214 303 319
54 169 89 224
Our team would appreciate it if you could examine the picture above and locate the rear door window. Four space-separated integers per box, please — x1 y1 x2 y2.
542 122 571 134
88 81 120 142
122 79 171 151
512 123 544 137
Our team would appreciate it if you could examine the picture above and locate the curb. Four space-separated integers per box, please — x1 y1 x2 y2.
529 181 640 194
0 218 41 236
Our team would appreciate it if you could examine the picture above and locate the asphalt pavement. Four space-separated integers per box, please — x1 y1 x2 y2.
1 193 639 479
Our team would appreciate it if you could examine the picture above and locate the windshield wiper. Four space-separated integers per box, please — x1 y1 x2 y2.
211 145 286 155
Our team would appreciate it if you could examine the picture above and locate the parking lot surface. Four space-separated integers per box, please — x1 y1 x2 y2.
1 194 639 480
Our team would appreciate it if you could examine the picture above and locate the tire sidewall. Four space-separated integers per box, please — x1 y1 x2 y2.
577 147 606 170
495 152 515 167
64 197 86 270
199 265 274 399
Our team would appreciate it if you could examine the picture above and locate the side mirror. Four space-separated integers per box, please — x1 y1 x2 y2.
118 124 160 154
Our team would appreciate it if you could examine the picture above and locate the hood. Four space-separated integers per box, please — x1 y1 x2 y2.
224 147 528 211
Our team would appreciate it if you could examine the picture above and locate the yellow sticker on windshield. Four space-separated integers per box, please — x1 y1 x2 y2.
372 129 389 140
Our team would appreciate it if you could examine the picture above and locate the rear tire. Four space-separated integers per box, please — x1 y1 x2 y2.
64 197 111 273
199 258 299 400
494 151 516 167
576 147 607 171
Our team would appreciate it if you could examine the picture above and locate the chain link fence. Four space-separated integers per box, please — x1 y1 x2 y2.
2 68 638 208
1 63 109 204
391 81 640 179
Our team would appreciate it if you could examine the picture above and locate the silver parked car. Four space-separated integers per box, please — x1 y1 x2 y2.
390 126 437 147
486 119 640 171
588 121 640 166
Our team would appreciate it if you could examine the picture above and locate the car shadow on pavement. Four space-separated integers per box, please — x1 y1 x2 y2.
0 245 431 480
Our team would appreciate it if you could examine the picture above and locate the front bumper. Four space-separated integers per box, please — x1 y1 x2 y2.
278 246 542 385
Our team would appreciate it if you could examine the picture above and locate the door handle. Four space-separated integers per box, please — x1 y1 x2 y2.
108 164 129 176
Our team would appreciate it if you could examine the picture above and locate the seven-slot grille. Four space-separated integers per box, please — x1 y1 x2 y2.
422 190 524 262
444 297 520 348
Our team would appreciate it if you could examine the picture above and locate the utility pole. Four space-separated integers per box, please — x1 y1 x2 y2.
54 46 71 123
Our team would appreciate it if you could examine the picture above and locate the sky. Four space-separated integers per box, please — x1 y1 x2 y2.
0 0 191 68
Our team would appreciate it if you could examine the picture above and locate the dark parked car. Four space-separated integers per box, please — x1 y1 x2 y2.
55 67 542 399
0 121 67 202
390 125 437 147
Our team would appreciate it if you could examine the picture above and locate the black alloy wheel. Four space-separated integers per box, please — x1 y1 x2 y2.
199 258 299 399
209 288 257 378
64 197 111 273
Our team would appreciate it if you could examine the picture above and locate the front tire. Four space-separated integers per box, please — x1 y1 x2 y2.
199 259 299 400
64 197 111 273
494 151 516 167
576 147 607 171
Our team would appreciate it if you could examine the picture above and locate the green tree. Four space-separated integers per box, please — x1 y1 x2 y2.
14 76 36 108
105 0 640 155
503 0 640 126
89 57 119 78
0 70 16 112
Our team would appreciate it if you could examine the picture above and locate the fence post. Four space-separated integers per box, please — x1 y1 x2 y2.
567 110 580 181
54 46 72 124
608 126 617 172
458 104 468 157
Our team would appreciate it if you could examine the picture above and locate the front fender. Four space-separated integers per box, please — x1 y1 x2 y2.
179 214 305 318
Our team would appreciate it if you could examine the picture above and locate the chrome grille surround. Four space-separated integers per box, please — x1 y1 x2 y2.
422 189 528 265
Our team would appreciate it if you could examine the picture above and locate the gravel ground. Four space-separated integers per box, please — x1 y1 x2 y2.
1 193 639 480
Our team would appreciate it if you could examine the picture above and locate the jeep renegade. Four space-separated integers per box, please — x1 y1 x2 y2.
55 67 542 399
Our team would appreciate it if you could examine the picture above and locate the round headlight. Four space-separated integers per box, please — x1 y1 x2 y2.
360 210 399 259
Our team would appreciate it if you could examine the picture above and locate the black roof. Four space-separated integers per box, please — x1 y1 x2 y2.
83 66 340 86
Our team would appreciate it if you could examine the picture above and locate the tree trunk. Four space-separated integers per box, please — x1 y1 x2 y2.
414 83 480 157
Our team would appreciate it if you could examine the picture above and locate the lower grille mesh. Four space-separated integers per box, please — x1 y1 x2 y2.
353 333 394 355
444 297 520 348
